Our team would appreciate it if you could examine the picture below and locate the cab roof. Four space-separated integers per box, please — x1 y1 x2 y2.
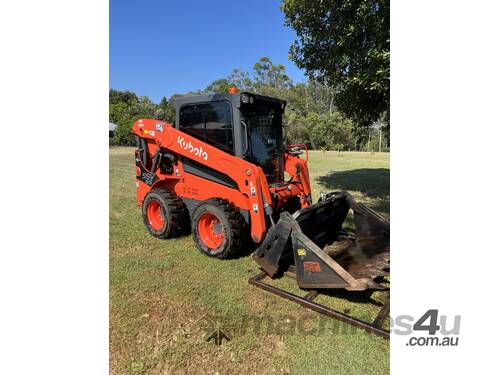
172 91 286 112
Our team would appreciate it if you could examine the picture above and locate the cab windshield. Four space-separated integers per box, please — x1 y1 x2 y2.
241 104 282 183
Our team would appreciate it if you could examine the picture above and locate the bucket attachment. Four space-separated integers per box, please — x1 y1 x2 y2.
252 192 390 291
250 192 390 338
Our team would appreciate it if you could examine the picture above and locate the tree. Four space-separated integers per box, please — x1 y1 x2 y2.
283 111 310 144
112 118 136 146
109 89 138 105
227 69 254 91
109 90 164 145
155 96 176 123
253 57 293 90
309 112 355 150
205 69 254 94
281 0 390 126
109 101 129 124
205 78 232 94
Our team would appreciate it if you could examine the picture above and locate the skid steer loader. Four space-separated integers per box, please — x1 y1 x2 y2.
132 89 390 337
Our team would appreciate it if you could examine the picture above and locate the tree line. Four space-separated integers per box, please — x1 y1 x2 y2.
111 1 389 151
110 56 388 151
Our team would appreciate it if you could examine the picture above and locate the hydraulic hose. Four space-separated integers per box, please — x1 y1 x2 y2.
140 137 148 168
150 148 162 173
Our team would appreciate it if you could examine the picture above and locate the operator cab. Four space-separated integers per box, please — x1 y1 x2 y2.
173 90 286 184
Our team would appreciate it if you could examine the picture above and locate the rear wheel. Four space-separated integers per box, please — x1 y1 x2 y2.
142 188 186 238
192 198 245 259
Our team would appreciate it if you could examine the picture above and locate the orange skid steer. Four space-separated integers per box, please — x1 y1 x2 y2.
132 90 390 337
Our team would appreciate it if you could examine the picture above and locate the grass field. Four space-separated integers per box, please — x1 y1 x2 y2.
110 148 390 375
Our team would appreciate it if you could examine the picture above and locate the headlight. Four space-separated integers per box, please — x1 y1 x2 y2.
241 94 249 103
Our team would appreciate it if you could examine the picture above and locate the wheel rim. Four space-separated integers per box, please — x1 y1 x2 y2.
146 200 164 230
197 212 224 249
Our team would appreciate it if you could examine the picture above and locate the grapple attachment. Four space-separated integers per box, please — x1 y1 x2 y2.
252 192 390 291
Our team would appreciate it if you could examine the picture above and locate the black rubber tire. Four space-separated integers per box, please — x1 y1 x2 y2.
142 188 187 239
191 198 245 259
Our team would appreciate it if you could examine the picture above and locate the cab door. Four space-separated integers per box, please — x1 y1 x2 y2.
178 101 234 154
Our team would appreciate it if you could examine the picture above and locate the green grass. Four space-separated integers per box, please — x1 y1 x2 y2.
110 148 390 374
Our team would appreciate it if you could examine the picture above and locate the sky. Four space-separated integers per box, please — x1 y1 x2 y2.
110 0 306 103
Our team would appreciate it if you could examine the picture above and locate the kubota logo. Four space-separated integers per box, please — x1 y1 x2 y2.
177 136 208 160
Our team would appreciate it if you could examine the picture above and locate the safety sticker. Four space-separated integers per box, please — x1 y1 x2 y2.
304 262 321 273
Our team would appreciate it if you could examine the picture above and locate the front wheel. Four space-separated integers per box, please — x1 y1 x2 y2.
191 198 245 259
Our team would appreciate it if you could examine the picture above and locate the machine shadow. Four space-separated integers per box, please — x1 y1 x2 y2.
317 168 390 199
317 288 386 306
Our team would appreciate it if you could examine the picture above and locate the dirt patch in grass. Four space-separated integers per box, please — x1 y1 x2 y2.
110 289 292 374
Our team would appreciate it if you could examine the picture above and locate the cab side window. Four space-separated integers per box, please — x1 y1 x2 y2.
179 102 233 154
